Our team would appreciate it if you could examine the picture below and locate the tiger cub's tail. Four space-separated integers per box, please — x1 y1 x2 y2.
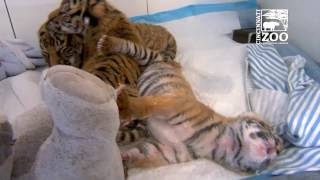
97 35 166 67
116 120 148 146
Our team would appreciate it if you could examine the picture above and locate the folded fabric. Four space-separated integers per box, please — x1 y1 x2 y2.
0 62 6 80
5 39 46 67
0 41 27 77
0 39 46 79
247 51 320 176
274 44 320 84
247 44 288 92
263 147 320 175
248 89 288 135
285 55 320 147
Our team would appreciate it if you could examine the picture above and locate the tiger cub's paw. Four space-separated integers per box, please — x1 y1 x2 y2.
97 35 121 55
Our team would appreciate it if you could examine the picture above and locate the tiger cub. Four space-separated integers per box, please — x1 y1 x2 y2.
97 36 283 172
38 0 177 145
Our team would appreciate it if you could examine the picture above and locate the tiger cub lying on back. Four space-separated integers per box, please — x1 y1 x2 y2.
38 0 177 145
98 36 283 172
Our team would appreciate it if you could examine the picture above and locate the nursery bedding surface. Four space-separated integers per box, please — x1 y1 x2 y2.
0 8 250 180
128 9 249 180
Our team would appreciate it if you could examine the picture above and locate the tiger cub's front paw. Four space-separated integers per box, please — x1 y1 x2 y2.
97 35 120 55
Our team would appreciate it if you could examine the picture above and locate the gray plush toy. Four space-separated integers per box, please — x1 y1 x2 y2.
33 65 125 180
0 113 15 180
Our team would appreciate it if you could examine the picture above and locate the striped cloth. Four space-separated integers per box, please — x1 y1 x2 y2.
247 45 320 175
247 44 288 92
285 56 320 147
264 147 320 175
248 89 288 135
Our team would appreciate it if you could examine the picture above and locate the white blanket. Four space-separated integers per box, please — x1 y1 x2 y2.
0 39 45 125
163 11 248 117
128 11 248 180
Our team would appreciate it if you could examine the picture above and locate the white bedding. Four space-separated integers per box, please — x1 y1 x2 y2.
128 11 248 179
0 8 249 180
163 11 248 116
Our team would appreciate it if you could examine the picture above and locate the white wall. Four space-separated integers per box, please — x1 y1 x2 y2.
4 0 147 48
0 0 14 39
258 0 320 62
6 0 61 47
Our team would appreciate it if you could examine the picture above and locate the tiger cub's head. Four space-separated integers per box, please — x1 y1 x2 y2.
47 0 91 34
226 113 283 173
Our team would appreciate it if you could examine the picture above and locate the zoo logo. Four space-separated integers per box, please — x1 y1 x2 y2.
256 9 288 44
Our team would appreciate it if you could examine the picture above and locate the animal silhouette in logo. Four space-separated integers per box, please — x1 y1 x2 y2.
263 21 280 31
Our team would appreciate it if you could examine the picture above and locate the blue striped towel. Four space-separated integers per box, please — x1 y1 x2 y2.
247 45 320 175
247 44 288 92
264 147 320 175
285 56 320 147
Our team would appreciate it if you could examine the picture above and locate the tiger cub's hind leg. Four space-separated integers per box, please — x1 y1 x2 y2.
121 139 174 169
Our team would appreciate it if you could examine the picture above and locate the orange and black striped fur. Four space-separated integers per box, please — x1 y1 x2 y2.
98 36 284 172
38 0 177 145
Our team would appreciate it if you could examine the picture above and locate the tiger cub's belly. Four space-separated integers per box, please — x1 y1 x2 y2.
147 117 196 161
148 117 196 145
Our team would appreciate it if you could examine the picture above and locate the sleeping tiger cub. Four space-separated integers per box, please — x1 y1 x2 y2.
97 36 284 172
38 0 177 145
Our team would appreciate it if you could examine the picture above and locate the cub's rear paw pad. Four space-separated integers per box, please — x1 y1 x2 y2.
97 35 120 54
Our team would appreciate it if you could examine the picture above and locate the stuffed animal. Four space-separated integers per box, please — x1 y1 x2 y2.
10 65 124 180
0 113 15 180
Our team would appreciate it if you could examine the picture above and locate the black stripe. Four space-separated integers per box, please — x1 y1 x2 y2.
116 55 137 84
186 145 198 159
137 66 174 87
233 134 242 160
184 122 221 145
236 156 243 168
191 113 212 128
130 131 136 142
133 43 138 57
95 72 114 86
215 126 226 140
140 73 178 95
119 131 127 142
124 56 140 80
119 55 136 76
148 81 189 96
173 149 180 163
96 69 117 87
141 47 148 65
220 150 227 162
167 103 193 124
105 58 124 75
240 124 244 137
172 112 199 126
150 51 155 61
211 149 217 160
151 141 171 163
